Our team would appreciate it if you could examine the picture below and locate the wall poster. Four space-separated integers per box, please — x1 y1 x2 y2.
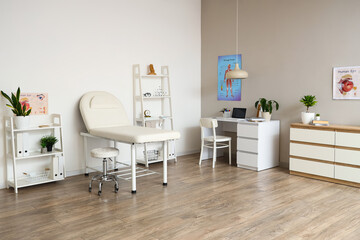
333 66 360 99
218 54 242 101
20 93 48 115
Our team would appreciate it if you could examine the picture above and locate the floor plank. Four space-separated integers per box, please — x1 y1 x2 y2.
1 154 360 240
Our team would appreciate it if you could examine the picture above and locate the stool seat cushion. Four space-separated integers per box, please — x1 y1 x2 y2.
91 147 119 158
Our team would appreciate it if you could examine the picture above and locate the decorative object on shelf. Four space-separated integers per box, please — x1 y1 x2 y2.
220 108 231 118
255 98 279 122
40 135 58 152
218 55 243 101
1 87 32 129
333 66 360 99
300 95 317 124
148 64 156 75
312 120 329 126
154 86 167 97
143 92 151 97
224 0 248 80
315 114 321 121
144 110 151 118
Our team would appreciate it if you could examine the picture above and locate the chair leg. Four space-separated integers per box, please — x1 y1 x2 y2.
229 139 232 165
199 140 204 166
212 142 216 168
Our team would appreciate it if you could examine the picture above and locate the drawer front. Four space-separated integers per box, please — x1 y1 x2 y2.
336 132 360 148
290 128 334 145
237 151 258 168
290 143 334 162
335 148 360 166
335 165 360 183
237 138 258 153
290 158 334 178
237 124 258 138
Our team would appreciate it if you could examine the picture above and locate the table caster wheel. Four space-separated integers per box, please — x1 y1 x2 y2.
115 186 119 193
98 191 101 196
89 187 92 192
84 173 89 176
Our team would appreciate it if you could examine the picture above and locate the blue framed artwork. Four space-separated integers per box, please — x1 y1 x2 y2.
217 54 242 101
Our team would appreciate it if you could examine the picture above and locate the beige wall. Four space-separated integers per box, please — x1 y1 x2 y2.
202 0 360 167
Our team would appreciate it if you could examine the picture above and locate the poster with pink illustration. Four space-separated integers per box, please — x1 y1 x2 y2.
333 66 360 99
19 93 48 115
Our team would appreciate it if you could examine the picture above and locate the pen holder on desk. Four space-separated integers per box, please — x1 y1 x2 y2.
223 111 231 118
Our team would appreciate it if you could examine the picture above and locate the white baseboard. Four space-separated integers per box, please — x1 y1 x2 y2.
0 183 6 190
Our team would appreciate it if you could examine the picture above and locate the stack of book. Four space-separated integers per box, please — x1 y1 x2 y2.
312 120 329 126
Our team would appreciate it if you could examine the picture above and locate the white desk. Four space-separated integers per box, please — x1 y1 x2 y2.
201 117 280 171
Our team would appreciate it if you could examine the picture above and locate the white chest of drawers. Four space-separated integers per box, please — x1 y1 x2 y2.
217 118 280 171
290 123 360 187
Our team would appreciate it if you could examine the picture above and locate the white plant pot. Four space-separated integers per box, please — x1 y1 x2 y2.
262 112 271 122
301 112 315 125
14 116 30 129
315 116 320 121
223 111 231 118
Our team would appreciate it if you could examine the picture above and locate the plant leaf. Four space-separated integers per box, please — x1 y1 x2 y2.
1 91 13 106
16 87 20 102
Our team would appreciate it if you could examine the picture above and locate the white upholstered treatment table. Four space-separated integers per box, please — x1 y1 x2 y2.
79 92 180 193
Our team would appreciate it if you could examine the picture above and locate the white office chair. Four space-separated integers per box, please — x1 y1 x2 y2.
199 118 231 168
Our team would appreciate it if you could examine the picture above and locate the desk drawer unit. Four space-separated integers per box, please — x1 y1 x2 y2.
237 124 258 138
290 143 334 162
237 151 258 170
290 128 334 145
237 138 258 153
290 158 334 178
290 123 360 187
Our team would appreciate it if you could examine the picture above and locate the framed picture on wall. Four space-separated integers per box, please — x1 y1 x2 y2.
333 66 360 100
20 93 48 115
217 54 242 101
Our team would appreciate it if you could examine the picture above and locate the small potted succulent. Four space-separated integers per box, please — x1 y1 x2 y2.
40 141 47 154
1 87 31 129
300 95 317 124
40 136 58 152
255 98 279 121
315 113 321 121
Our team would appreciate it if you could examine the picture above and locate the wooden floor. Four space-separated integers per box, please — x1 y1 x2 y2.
1 154 360 240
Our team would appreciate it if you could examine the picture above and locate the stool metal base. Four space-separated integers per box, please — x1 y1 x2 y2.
89 158 119 196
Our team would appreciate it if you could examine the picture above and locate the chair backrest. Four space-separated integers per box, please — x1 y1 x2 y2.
200 118 218 140
79 91 130 131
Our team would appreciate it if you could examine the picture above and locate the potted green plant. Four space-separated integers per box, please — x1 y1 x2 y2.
40 141 47 154
315 113 320 121
255 98 279 121
1 87 31 129
40 136 58 152
300 95 317 124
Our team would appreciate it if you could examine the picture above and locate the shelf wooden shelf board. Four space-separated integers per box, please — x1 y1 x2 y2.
136 74 169 78
16 150 63 160
13 124 62 132
135 95 171 100
136 156 176 164
8 177 64 188
136 116 172 122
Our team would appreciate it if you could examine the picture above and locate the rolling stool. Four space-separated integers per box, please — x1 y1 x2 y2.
89 147 119 196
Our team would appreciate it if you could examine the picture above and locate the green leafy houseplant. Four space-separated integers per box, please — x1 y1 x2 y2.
300 95 317 112
255 98 279 114
1 87 31 116
40 136 58 152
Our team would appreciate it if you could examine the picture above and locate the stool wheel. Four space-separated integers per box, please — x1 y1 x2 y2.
98 191 101 196
84 173 89 177
89 187 92 192
115 185 119 193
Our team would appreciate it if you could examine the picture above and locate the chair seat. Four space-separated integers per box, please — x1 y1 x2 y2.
91 147 119 158
204 135 231 142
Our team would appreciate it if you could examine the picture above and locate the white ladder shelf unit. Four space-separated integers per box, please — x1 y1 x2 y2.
133 64 177 167
4 114 66 193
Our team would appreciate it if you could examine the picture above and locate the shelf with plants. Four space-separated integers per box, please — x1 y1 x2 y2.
2 87 66 193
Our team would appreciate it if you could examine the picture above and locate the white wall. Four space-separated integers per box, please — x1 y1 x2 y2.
0 0 201 188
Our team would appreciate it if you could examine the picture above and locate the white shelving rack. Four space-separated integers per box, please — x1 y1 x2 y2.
133 64 177 167
4 114 66 193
